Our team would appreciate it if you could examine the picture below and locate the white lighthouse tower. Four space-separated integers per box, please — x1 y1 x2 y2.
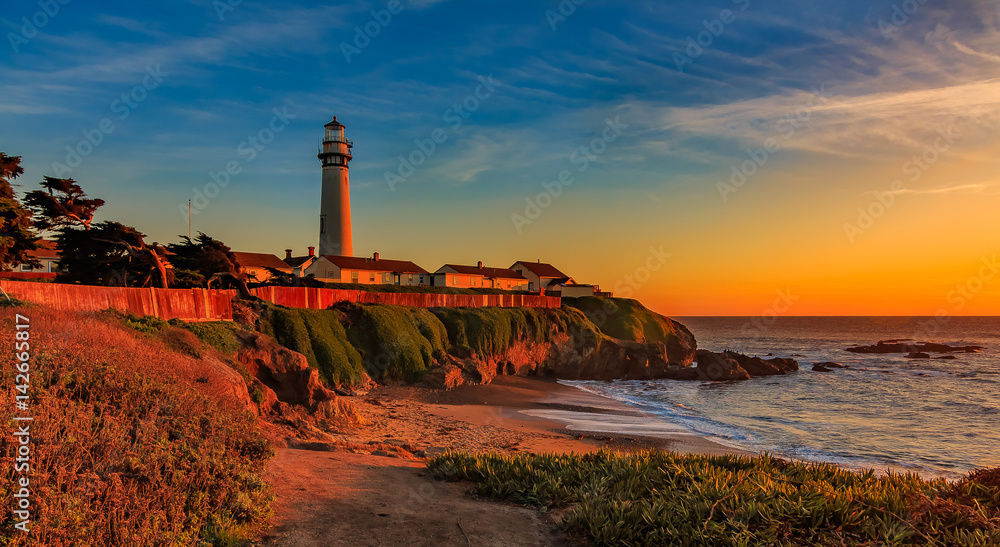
317 116 353 257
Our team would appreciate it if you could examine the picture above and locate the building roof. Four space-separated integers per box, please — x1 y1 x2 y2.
323 255 429 274
324 116 345 128
512 260 569 279
233 252 292 271
284 255 315 268
26 239 60 260
438 264 526 279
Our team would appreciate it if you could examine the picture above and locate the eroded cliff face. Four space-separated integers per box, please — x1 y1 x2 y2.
256 297 700 390
423 323 698 389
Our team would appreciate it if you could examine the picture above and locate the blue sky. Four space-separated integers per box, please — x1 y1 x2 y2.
3 0 1000 314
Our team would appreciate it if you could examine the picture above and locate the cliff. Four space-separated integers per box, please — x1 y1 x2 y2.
252 297 698 389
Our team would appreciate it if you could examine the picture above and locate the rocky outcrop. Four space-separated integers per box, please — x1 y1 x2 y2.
236 331 340 413
906 352 931 359
726 352 798 376
694 350 750 381
428 333 697 389
846 340 982 354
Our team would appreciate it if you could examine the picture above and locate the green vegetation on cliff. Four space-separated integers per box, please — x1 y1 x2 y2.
259 306 366 387
255 302 613 387
430 306 599 357
563 296 690 347
344 304 448 382
429 450 1000 547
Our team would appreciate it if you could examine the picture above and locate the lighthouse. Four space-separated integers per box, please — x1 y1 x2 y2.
317 116 353 257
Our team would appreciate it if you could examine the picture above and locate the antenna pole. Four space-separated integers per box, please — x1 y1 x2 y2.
188 200 192 238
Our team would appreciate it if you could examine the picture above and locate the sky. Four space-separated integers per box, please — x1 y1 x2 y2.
2 0 1000 316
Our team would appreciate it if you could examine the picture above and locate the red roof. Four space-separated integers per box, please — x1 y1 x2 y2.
512 261 569 279
26 239 59 260
233 252 292 271
438 264 526 279
323 255 428 274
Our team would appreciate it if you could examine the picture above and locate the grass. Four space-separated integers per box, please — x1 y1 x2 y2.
182 322 243 355
562 296 690 346
0 295 34 307
428 451 1000 546
0 306 273 546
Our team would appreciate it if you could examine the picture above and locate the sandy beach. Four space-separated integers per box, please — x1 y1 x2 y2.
258 376 747 546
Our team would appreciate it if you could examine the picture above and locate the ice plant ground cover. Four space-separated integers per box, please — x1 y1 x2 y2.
428 450 1000 546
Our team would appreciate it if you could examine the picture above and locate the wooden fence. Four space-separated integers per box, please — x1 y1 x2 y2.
0 280 235 321
1 281 560 322
251 286 561 310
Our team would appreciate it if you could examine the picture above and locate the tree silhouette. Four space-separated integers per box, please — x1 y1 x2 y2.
28 178 170 288
0 153 42 270
166 232 243 288
56 221 173 288
23 177 105 231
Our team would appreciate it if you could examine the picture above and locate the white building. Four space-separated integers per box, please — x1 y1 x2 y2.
305 253 429 286
432 262 528 290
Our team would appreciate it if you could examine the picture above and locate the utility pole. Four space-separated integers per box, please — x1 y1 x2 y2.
188 199 192 238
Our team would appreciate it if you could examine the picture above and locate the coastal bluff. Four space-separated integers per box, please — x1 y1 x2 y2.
249 296 699 390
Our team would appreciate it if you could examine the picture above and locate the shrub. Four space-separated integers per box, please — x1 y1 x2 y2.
182 322 243 355
0 306 273 546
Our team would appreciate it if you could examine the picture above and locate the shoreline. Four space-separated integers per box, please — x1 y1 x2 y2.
409 375 752 457
258 376 755 546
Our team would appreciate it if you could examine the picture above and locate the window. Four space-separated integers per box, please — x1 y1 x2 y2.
452 275 458 285
320 215 326 234
20 264 32 272
351 271 359 283
369 272 375 282
408 274 413 284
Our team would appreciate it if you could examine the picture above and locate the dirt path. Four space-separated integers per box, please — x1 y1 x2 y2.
254 377 739 546
257 448 574 547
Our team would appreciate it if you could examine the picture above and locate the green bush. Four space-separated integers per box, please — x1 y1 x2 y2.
259 305 365 387
345 304 448 382
431 306 602 356
183 322 243 354
429 451 1000 546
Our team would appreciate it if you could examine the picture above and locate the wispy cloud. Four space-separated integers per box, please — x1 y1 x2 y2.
895 183 992 195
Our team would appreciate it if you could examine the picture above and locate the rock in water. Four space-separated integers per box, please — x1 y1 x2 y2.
725 351 799 376
812 362 848 372
694 350 751 381
846 340 982 354
905 352 931 359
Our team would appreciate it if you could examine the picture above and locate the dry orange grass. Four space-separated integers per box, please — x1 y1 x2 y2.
0 305 273 546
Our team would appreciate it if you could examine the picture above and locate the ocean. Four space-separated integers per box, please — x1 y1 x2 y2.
564 316 1000 479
